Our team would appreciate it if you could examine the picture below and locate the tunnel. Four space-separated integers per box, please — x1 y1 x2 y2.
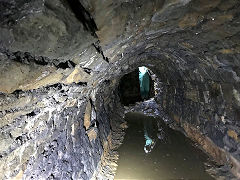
0 0 240 179
119 66 155 105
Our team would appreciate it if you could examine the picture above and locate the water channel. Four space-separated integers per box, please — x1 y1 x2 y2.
115 112 214 180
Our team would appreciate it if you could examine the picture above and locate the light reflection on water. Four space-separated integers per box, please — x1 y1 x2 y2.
115 112 214 180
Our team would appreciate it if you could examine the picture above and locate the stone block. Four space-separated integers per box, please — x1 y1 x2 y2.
227 130 239 142
84 101 92 130
63 66 90 84
87 127 98 142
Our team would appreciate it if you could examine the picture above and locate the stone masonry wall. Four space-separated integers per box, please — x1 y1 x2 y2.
0 78 120 179
0 0 240 179
159 80 240 178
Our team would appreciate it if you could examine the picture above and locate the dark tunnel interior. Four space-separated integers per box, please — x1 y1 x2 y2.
119 67 155 106
0 0 240 179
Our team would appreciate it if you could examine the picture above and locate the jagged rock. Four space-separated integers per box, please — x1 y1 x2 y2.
63 66 90 84
0 0 239 179
87 127 98 142
0 0 96 60
84 100 92 130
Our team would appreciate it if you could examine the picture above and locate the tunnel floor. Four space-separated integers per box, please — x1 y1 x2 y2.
115 112 214 180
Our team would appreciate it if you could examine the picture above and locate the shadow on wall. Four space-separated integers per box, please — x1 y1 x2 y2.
119 67 155 106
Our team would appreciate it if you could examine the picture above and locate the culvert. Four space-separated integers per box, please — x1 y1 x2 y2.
0 0 240 179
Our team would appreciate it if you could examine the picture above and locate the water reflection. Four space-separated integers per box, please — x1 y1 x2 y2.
115 112 214 180
144 114 169 153
143 116 156 153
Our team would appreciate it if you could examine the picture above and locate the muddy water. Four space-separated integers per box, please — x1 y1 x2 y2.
115 112 214 180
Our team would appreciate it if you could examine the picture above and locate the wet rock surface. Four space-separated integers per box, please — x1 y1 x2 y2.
0 0 240 179
0 78 123 179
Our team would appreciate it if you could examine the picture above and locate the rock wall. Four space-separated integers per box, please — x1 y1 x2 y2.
0 80 117 179
0 0 240 179
159 78 240 177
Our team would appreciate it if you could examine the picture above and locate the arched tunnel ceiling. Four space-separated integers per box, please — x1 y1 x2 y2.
0 0 239 94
